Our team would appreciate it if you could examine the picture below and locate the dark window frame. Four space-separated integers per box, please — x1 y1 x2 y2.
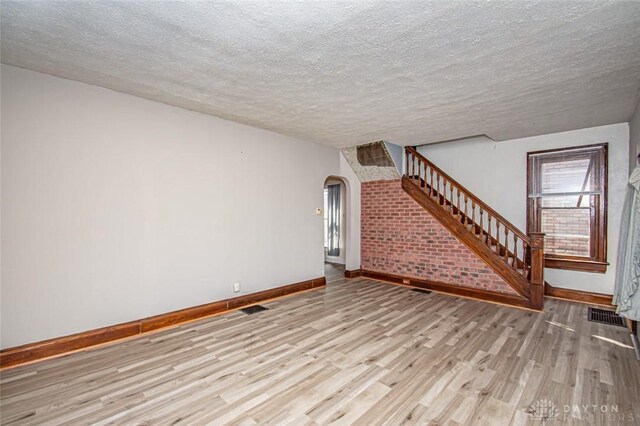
526 143 608 273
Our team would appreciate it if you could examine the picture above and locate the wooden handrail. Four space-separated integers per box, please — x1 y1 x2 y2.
406 147 530 244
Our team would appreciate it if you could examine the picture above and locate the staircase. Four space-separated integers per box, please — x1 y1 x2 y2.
403 147 545 310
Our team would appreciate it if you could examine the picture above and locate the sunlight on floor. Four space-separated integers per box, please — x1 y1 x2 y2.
545 320 576 332
592 334 634 349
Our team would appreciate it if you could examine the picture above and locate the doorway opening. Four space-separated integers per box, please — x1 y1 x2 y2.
324 177 347 266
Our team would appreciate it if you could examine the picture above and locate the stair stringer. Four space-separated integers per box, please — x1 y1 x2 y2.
402 176 531 302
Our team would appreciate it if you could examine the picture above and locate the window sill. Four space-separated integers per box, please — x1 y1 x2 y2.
544 257 608 273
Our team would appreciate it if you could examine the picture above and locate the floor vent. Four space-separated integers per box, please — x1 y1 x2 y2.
587 307 625 328
411 288 432 295
240 305 269 315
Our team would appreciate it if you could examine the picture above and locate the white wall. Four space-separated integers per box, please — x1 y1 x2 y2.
418 124 629 295
0 65 361 349
629 99 640 173
339 154 361 272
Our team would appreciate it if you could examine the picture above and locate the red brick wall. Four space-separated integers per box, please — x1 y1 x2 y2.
361 179 516 295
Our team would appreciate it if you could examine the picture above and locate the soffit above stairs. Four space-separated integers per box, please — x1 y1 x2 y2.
2 1 640 148
342 141 402 182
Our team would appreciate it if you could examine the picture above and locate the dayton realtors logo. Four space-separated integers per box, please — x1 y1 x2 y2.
527 400 636 423
562 404 635 423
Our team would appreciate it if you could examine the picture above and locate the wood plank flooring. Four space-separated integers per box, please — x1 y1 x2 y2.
1 263 638 425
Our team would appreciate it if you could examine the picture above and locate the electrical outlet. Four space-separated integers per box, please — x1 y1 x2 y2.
233 282 241 293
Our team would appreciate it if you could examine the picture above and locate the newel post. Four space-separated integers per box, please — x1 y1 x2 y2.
528 232 545 310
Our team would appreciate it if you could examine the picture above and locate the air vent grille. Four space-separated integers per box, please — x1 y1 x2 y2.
240 305 269 315
587 307 625 327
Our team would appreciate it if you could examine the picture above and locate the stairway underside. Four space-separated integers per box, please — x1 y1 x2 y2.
401 176 534 307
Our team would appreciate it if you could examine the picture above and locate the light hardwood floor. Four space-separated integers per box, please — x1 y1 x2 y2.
1 263 639 425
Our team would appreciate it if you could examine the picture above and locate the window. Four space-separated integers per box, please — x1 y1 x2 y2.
527 144 608 273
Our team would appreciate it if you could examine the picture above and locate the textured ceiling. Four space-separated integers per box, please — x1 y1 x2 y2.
2 1 640 148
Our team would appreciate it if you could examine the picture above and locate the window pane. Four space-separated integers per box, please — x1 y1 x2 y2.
541 207 590 257
541 158 591 194
528 145 604 197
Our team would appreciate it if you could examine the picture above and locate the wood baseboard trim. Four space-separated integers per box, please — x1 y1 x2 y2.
361 270 535 310
544 282 613 306
344 269 362 279
0 276 326 370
